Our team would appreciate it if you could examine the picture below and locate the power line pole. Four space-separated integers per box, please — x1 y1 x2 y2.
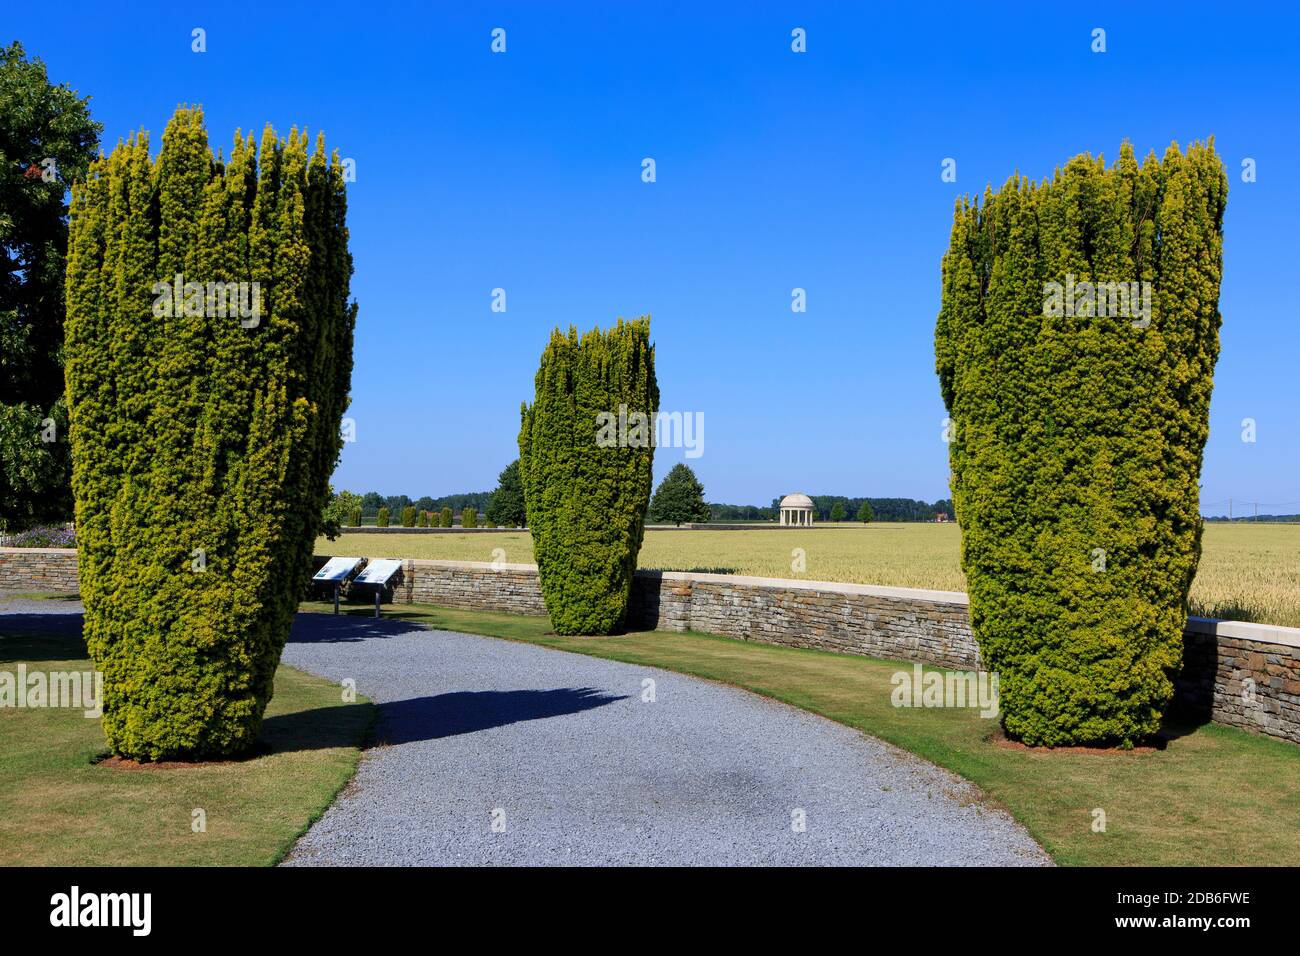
1228 498 1232 522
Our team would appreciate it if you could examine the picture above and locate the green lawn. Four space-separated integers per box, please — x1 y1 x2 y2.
0 619 374 866
303 599 1300 867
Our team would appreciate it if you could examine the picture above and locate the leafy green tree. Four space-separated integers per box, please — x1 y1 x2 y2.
440 506 453 528
321 488 362 540
936 141 1226 746
427 509 441 527
0 42 101 531
348 507 362 527
462 507 478 528
376 507 390 527
485 459 526 527
399 505 416 526
520 318 658 634
416 510 428 527
856 501 874 523
829 501 846 523
649 463 709 526
361 491 383 513
65 107 356 760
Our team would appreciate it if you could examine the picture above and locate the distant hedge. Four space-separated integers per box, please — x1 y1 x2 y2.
65 107 355 760
519 318 657 634
935 141 1226 746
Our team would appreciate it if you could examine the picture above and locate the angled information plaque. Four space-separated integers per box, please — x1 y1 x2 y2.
313 557 364 583
353 558 403 586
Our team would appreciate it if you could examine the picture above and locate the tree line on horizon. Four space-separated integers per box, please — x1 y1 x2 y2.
336 483 954 527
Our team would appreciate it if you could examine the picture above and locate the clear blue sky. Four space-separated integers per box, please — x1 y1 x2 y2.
12 2 1300 515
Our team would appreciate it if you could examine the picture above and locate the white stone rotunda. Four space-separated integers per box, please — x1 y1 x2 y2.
779 492 815 527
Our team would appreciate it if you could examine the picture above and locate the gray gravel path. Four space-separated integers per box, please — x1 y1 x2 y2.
280 611 1050 866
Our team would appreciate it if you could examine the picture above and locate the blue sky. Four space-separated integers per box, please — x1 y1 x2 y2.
12 2 1300 514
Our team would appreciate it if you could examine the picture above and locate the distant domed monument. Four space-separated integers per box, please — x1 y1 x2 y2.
779 492 814 527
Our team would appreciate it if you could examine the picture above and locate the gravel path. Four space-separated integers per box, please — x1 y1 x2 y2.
280 612 1050 866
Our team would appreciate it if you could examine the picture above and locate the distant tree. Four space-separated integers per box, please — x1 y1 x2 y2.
361 491 384 513
414 496 436 513
400 505 417 526
321 488 363 540
427 510 441 527
416 510 428 527
440 506 453 528
830 501 846 523
1 42 101 531
857 501 874 523
462 507 478 529
383 494 412 517
376 507 390 528
485 459 526 527
650 464 709 526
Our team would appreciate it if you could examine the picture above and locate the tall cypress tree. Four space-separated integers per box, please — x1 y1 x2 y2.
65 107 355 760
519 318 658 635
936 141 1226 746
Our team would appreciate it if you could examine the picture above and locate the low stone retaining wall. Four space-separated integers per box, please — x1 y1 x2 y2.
3 547 1296 745
0 547 79 593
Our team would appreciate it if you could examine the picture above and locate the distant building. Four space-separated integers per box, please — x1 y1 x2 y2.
780 493 815 527
934 512 950 523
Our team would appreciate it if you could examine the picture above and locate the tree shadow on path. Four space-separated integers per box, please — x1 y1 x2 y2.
377 688 629 744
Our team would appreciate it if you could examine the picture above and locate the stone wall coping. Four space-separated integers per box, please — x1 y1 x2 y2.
1186 616 1300 650
0 547 77 556
405 558 539 573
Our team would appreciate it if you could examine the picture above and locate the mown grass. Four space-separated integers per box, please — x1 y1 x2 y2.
323 522 1300 627
303 599 1300 867
0 621 374 866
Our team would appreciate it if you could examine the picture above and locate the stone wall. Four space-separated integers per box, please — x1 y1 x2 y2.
3 547 1296 745
0 547 79 593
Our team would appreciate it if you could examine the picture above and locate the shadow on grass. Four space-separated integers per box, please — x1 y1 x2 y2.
259 700 378 755
0 612 86 662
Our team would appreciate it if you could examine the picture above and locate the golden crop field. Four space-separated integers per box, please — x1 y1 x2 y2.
321 522 1300 628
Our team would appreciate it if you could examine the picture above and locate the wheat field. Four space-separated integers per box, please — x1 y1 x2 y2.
321 522 1300 628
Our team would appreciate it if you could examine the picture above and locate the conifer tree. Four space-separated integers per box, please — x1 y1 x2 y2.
65 107 356 760
519 318 657 634
649 463 709 526
935 141 1226 746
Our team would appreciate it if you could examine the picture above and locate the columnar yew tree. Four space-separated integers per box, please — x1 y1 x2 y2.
519 318 658 635
65 107 355 760
936 141 1226 746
